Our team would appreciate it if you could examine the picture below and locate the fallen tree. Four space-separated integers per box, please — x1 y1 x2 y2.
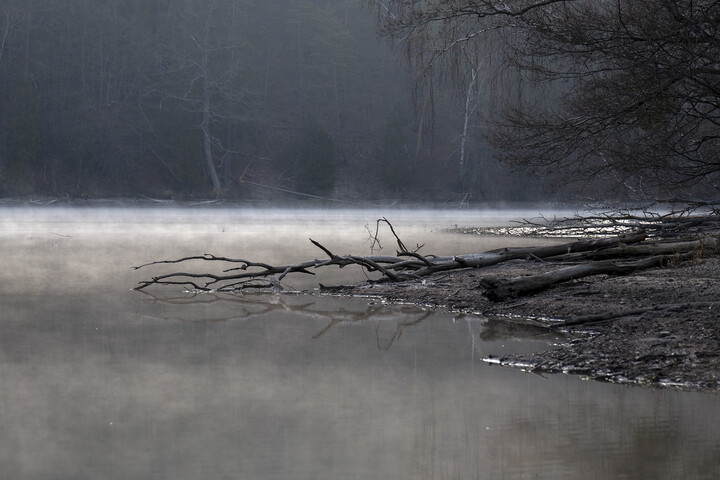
479 237 719 301
134 215 718 300
480 254 682 301
134 220 644 291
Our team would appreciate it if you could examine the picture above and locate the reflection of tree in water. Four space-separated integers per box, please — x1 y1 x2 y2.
371 311 432 351
137 290 436 350
137 289 316 323
139 290 561 355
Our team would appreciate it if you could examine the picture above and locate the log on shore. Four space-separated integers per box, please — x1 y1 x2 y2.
133 212 716 299
479 255 678 302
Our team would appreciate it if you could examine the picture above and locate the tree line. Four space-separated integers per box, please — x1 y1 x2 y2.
6 1 712 203
1 0 549 202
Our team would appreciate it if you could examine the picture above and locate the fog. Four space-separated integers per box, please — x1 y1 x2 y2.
0 0 557 203
1 206 719 478
1 0 719 476
0 205 575 292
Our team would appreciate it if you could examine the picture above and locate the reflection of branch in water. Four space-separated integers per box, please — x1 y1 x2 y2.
311 303 395 339
372 323 382 350
467 318 477 366
137 289 313 308
137 289 318 323
137 289 430 339
380 311 432 351
463 316 491 373
139 290 550 353
311 303 428 342
370 311 432 351
313 318 345 339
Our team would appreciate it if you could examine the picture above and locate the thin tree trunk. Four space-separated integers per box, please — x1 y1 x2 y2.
202 76 221 194
459 66 478 189
24 0 34 75
415 85 431 158
201 25 221 194
0 12 10 65
333 69 341 129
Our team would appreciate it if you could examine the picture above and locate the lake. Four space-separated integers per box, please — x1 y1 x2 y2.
1 206 718 479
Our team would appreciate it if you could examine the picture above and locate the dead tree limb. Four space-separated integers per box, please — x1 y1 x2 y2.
133 208 718 300
510 210 720 239
133 231 650 291
133 254 264 271
401 231 648 278
546 237 718 262
479 255 682 302
369 216 424 254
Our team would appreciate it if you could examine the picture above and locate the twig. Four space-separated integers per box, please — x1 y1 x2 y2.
310 238 337 259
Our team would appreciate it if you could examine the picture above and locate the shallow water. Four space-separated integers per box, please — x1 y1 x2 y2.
1 206 719 479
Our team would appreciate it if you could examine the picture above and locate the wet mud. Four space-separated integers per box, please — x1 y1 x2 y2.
335 257 720 392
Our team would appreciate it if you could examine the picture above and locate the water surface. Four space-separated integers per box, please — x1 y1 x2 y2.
1 207 718 479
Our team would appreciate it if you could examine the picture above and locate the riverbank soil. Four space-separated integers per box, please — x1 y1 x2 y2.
337 256 720 392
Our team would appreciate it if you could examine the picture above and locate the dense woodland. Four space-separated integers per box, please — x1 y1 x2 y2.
0 0 547 202
2 1 718 203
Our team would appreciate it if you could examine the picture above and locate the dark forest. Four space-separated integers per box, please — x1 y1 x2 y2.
1 1 718 203
0 0 541 202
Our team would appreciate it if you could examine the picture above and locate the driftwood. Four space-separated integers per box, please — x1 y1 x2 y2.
134 230 649 291
480 255 677 301
134 215 717 306
479 237 717 301
460 205 720 239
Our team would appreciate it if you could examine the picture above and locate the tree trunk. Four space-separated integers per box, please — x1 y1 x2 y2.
459 64 478 190
421 231 647 274
201 31 221 195
479 255 673 301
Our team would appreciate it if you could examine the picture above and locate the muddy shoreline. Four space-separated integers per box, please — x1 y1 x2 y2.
335 256 720 392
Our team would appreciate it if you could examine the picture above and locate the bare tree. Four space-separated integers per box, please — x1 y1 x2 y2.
149 0 256 196
0 9 13 65
370 0 720 198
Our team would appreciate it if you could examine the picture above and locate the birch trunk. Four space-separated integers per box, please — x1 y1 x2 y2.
458 65 478 188
201 24 221 195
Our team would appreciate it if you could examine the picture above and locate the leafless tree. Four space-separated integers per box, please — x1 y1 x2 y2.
148 0 256 195
370 0 720 198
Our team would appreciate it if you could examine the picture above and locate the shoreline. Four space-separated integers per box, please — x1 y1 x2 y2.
335 257 720 392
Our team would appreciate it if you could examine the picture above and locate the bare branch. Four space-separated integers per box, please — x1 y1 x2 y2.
134 214 717 299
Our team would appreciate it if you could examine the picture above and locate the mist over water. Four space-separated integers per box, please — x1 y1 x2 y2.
0 206 572 292
1 206 719 479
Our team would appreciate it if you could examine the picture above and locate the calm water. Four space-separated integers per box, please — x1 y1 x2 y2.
1 206 719 479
